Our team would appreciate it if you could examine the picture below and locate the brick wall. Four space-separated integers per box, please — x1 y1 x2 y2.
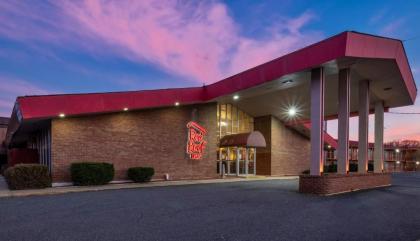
254 115 310 176
0 127 6 143
271 116 310 175
51 103 218 182
254 116 271 175
0 127 6 155
299 173 392 195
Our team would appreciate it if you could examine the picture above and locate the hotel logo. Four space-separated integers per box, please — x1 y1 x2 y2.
186 121 207 160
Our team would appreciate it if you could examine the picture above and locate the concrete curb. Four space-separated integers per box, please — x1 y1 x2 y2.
0 176 298 198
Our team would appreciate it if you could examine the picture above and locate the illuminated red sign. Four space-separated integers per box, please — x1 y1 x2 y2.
186 121 207 160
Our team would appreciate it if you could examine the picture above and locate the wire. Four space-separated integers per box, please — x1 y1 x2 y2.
402 35 420 42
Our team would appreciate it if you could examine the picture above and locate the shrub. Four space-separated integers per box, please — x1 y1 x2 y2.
301 169 310 175
0 164 9 175
70 162 114 186
127 167 155 183
4 164 51 190
349 163 358 172
324 164 337 173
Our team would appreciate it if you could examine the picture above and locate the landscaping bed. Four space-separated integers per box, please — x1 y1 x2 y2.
299 172 391 195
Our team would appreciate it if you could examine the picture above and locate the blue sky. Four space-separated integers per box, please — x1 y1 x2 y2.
0 0 419 141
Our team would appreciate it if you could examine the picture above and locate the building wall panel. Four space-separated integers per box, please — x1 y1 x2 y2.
271 116 311 175
51 103 218 182
254 116 271 175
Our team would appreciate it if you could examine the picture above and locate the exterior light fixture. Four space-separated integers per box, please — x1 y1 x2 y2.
220 121 227 127
416 161 419 165
123 107 128 111
288 107 297 117
327 145 331 149
282 79 293 84
396 161 400 164
233 95 239 100
59 113 65 118
175 102 180 106
395 148 400 153
282 104 301 120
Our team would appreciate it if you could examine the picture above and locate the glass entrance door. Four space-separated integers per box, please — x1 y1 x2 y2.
218 147 256 176
238 148 246 175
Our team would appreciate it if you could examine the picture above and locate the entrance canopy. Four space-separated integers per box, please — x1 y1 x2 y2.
220 131 266 148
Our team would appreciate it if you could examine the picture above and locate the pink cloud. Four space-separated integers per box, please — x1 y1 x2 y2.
0 75 52 117
368 8 389 25
228 12 321 74
327 101 420 142
379 19 405 37
0 1 321 84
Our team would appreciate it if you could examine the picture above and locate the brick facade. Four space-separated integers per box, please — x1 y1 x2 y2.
254 116 271 175
51 103 218 182
299 173 392 195
0 127 6 154
254 115 311 176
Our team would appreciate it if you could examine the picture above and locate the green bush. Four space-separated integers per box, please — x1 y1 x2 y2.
70 162 114 186
4 164 51 190
324 164 337 173
127 167 155 183
349 163 358 172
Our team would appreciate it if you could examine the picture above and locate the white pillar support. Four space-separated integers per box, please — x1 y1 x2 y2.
253 148 257 175
337 68 350 174
236 148 240 176
227 147 231 174
374 101 384 173
245 148 249 175
358 79 370 173
310 67 325 176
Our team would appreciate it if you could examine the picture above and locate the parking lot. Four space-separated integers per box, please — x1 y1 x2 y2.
0 173 419 241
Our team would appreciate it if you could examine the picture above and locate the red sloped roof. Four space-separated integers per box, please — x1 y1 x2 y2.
301 123 338 149
15 31 416 120
18 87 204 120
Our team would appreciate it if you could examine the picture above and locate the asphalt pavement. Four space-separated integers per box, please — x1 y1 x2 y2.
0 173 419 241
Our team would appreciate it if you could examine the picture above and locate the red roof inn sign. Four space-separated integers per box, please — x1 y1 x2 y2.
186 121 207 160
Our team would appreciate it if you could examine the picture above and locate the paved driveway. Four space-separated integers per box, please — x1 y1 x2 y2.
0 173 419 241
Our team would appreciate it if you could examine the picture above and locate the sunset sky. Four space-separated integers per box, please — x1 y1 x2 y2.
1 0 419 142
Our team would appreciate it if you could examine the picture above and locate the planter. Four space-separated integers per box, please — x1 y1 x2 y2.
299 172 391 195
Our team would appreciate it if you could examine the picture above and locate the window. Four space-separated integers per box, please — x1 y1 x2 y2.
217 103 253 141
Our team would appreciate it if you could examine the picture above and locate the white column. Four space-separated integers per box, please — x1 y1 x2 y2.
227 147 230 174
218 149 222 176
236 148 240 176
245 148 249 175
253 148 257 175
337 68 350 174
374 101 384 173
310 67 325 176
358 79 370 173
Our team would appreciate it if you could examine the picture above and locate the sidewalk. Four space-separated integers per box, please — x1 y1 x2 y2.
0 176 297 198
